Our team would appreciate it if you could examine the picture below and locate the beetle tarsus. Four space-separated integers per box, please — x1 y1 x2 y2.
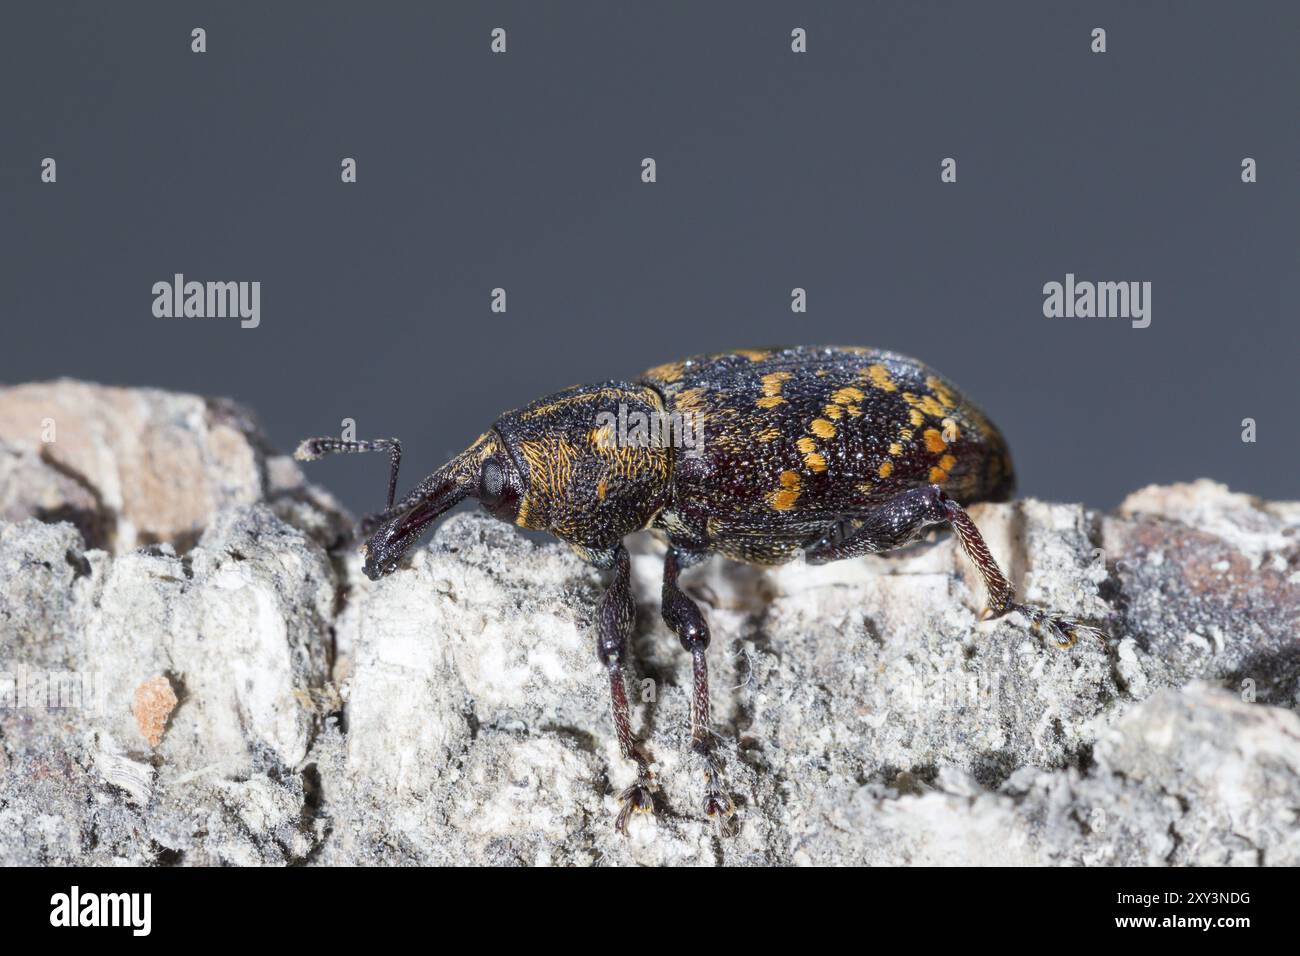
700 747 734 821
999 602 1108 649
615 780 656 834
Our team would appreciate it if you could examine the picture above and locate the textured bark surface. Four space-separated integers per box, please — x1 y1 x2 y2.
1 382 1296 865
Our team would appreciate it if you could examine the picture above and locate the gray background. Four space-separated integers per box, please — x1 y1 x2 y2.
3 1 1297 516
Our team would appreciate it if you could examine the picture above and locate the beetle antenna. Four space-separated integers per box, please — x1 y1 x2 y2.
295 436 403 511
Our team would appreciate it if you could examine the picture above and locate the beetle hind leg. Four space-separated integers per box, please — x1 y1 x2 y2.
942 496 1108 648
805 485 1107 648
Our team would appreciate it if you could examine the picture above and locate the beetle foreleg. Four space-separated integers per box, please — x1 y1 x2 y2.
663 548 735 824
593 545 657 833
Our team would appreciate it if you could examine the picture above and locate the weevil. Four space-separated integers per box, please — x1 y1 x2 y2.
297 346 1106 832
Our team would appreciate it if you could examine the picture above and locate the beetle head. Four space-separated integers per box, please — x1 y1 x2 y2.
362 430 518 580
362 383 674 578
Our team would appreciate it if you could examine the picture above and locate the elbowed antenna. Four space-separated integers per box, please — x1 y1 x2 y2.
294 437 403 511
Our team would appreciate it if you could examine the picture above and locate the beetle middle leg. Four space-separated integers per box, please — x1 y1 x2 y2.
804 485 1106 649
662 547 735 823
591 545 657 833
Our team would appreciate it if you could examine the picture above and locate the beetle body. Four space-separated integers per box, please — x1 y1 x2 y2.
298 345 1103 833
638 346 1015 565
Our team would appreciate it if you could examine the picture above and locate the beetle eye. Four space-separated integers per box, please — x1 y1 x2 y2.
480 458 504 502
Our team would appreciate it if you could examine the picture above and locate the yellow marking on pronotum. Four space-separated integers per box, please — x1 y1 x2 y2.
823 403 843 420
831 386 865 405
923 428 948 453
844 404 862 417
796 436 818 454
596 478 608 501
757 395 786 409
888 442 903 456
863 364 898 392
675 387 708 412
804 452 827 473
878 460 894 478
810 418 836 439
735 349 771 362
900 428 914 440
908 409 925 427
520 387 652 421
757 427 781 442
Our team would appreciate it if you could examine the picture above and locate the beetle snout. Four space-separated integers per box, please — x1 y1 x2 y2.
360 465 473 580
360 540 401 581
360 508 433 580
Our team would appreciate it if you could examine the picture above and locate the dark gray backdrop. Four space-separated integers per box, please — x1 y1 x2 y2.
4 1 1297 516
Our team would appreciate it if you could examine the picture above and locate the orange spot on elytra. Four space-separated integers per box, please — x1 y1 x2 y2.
756 395 786 409
904 391 948 419
878 461 894 478
864 364 898 392
925 376 957 408
923 428 947 453
796 436 818 454
939 453 957 472
779 470 801 489
761 371 792 396
804 453 827 473
929 466 949 483
770 488 800 510
810 418 836 438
